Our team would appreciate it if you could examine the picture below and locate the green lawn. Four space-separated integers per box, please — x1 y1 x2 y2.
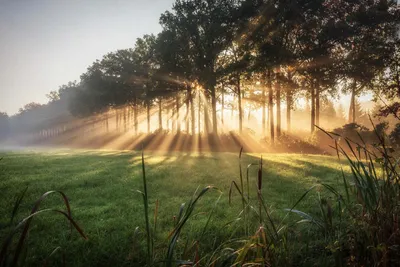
0 149 349 266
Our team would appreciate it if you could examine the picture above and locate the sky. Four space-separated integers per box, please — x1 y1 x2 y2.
0 0 175 115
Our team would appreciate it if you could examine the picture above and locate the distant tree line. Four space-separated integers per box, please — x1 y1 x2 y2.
2 0 400 144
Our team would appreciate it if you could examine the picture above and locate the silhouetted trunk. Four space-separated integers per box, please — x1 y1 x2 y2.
190 88 195 135
134 98 138 134
262 79 266 136
221 89 224 125
167 107 171 131
204 99 210 134
147 101 150 134
172 97 176 132
286 71 292 132
158 98 162 130
238 75 243 134
211 86 218 135
349 81 356 123
268 69 274 142
186 89 190 132
198 91 201 134
276 72 281 137
315 79 320 127
311 82 315 133
176 94 180 133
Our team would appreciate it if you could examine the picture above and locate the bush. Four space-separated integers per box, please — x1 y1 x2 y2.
389 123 400 147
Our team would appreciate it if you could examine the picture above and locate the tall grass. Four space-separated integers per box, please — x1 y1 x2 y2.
135 119 399 266
0 189 87 267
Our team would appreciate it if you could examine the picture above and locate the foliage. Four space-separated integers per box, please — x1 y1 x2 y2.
0 113 9 141
389 123 400 147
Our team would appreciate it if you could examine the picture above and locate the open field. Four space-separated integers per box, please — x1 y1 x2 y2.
0 149 349 266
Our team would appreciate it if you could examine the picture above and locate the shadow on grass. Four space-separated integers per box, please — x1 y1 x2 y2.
0 150 346 266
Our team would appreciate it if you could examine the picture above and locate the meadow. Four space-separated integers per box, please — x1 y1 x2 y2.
0 149 348 266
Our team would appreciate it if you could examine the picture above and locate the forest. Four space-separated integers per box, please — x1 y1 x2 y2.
0 0 399 152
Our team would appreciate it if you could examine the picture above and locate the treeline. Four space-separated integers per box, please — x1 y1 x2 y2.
2 0 400 143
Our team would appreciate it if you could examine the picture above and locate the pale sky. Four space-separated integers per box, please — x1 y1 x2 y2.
0 0 174 115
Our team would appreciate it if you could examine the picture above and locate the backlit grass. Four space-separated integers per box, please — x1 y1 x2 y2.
0 149 349 266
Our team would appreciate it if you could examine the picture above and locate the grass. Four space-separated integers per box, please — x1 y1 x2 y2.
0 148 350 266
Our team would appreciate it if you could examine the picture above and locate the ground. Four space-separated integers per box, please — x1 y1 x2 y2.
0 149 349 266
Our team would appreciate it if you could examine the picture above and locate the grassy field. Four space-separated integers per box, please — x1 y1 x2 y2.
0 149 349 266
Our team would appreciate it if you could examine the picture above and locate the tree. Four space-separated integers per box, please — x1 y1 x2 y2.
159 0 241 134
0 112 9 140
331 0 400 123
18 102 42 114
320 99 336 118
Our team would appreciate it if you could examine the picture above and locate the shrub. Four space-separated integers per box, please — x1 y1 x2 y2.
389 123 400 147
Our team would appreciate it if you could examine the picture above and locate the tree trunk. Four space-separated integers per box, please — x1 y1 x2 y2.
349 81 356 123
262 78 266 136
204 99 210 134
158 98 162 130
316 79 320 127
198 91 201 135
172 97 176 132
276 72 281 137
311 81 315 133
190 88 195 135
221 89 224 125
286 71 292 132
211 86 218 135
147 101 150 134
134 98 138 134
268 69 274 142
176 94 180 133
186 88 190 132
238 77 243 134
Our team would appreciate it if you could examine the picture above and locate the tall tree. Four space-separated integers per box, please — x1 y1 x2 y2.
159 0 241 134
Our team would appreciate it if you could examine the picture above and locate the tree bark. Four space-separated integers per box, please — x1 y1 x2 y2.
147 101 150 134
311 81 315 133
316 79 320 127
262 78 266 136
276 72 281 137
286 71 292 132
134 98 138 134
176 94 180 133
238 76 243 134
204 99 210 134
186 88 190 132
349 81 356 123
268 69 274 142
158 98 162 130
211 86 218 135
190 88 195 135
172 96 176 132
198 91 201 135
221 89 224 125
